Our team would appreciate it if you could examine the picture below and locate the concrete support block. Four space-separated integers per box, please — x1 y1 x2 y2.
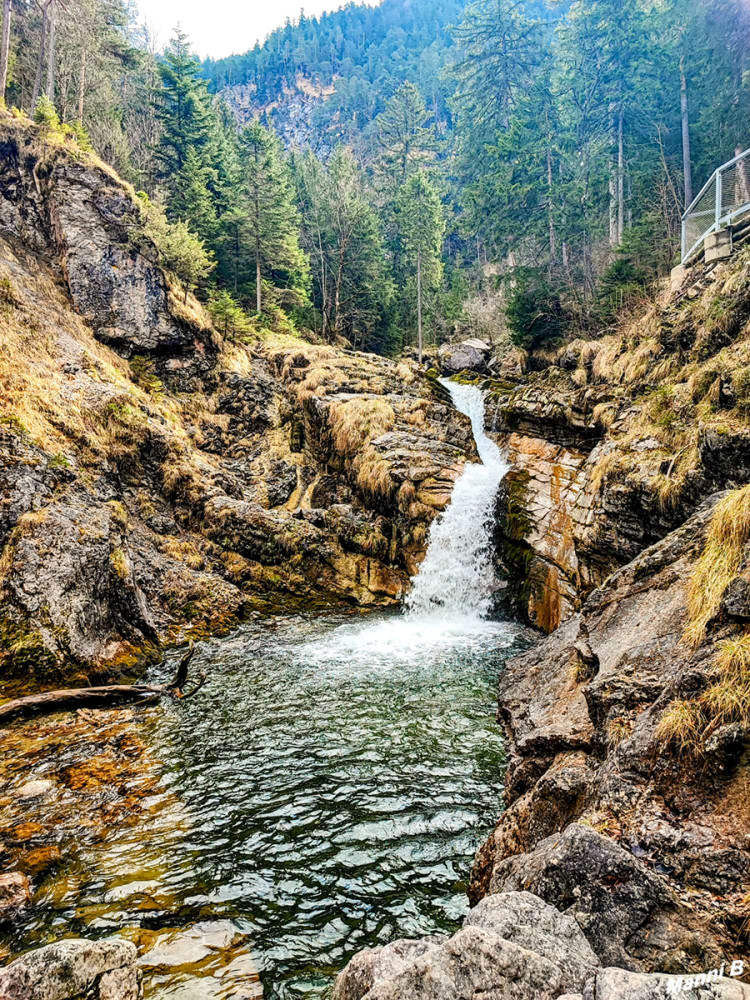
705 228 732 264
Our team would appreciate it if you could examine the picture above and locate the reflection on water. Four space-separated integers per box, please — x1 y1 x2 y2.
0 609 524 998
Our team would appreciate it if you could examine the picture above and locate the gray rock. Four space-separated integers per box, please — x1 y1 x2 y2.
463 891 598 993
333 892 598 1000
0 937 141 1000
593 967 750 999
438 341 490 375
486 825 713 972
363 925 565 1000
332 938 447 1000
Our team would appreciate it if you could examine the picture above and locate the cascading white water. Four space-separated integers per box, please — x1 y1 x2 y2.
405 379 508 622
300 378 513 668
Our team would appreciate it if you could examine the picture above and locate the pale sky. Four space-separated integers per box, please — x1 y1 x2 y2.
136 1 378 60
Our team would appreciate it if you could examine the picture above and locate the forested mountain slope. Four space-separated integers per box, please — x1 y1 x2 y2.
203 0 467 150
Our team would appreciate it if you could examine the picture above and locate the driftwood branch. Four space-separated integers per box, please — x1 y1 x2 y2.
0 643 206 726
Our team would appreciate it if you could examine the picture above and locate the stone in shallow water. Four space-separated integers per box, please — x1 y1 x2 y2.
133 921 262 999
15 779 55 800
0 871 31 922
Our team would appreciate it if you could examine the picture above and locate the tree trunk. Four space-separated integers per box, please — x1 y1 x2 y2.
617 106 625 244
31 1 50 111
44 0 56 101
416 249 423 365
609 171 618 246
256 254 261 314
679 56 693 208
78 45 86 123
0 0 11 104
333 242 345 340
546 143 555 263
0 645 203 726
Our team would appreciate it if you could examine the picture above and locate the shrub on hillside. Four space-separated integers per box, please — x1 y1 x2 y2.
504 269 567 349
33 96 61 133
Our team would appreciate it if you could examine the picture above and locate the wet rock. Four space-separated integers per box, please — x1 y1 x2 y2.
15 779 54 800
133 921 262 999
0 872 31 923
0 937 140 1000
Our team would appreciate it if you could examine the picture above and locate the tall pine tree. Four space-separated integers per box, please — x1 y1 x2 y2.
396 170 445 362
240 121 309 314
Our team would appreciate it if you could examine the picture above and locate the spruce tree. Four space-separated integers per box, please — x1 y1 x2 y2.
154 28 212 195
396 170 445 362
170 146 217 246
240 121 309 314
375 82 437 182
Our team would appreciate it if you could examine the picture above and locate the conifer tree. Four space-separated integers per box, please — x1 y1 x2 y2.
396 170 444 362
375 82 436 182
293 147 392 346
154 28 212 193
240 121 309 314
170 146 217 245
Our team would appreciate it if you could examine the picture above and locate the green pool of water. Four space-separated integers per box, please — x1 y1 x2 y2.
1 608 525 998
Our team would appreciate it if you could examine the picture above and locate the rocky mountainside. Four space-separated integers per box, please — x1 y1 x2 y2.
0 116 475 689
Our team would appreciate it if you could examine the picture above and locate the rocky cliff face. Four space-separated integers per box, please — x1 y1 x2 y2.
463 257 750 984
0 117 474 686
486 255 750 633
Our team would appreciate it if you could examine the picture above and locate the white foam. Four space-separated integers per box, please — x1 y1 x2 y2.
298 380 510 669
405 379 508 620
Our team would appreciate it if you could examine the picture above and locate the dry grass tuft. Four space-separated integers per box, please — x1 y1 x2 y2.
398 480 416 506
329 396 395 456
591 336 624 381
156 535 206 571
685 485 750 647
659 632 750 751
589 450 623 494
354 446 395 499
656 699 704 751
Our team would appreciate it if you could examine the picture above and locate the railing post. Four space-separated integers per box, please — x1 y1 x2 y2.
716 167 723 230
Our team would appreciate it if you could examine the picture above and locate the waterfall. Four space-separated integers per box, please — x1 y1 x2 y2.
300 378 513 667
405 380 508 622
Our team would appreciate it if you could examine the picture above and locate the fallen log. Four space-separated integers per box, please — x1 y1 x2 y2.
0 643 206 726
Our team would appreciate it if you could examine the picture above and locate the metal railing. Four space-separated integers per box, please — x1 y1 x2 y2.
681 147 750 264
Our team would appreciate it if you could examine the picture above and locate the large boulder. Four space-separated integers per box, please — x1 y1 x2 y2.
485 825 717 973
438 340 491 375
332 891 599 1000
333 939 448 1000
0 937 141 1000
